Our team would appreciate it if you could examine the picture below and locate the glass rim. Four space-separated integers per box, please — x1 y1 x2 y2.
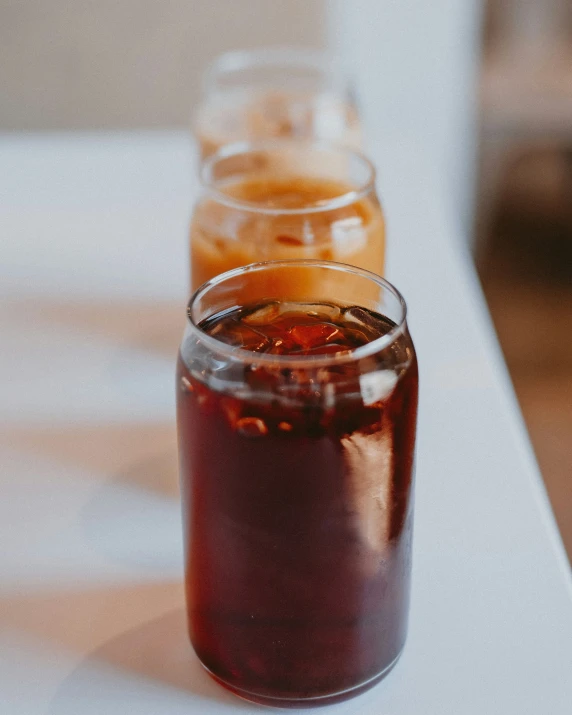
203 46 350 94
186 259 408 368
199 139 377 216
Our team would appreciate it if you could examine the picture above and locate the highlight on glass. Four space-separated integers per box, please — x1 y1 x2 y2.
177 260 418 707
193 47 362 160
190 139 386 290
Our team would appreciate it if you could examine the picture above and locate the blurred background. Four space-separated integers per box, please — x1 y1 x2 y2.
1 0 570 559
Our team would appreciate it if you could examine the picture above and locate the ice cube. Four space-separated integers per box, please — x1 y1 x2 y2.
289 323 343 350
207 353 233 373
301 343 350 356
242 302 281 325
343 306 391 341
218 323 271 352
180 376 194 392
359 370 398 405
277 302 341 322
244 364 287 399
221 397 242 429
236 417 268 437
343 326 372 347
195 384 209 406
267 336 298 355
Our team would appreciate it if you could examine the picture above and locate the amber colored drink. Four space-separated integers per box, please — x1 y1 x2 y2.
177 287 418 706
190 143 385 291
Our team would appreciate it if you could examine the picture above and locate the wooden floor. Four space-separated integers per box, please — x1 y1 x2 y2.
478 184 572 562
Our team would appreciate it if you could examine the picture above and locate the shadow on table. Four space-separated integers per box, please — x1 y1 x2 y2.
1 423 179 499
34 298 183 360
49 607 387 714
80 447 183 573
0 423 182 573
49 609 254 714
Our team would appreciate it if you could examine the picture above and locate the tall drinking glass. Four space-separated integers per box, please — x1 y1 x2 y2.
177 260 418 707
190 140 385 291
193 47 362 160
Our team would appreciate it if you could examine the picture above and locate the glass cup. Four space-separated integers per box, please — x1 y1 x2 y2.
190 140 385 291
193 47 362 160
177 260 418 707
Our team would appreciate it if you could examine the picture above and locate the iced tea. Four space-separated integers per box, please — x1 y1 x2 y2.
177 261 418 707
190 142 385 290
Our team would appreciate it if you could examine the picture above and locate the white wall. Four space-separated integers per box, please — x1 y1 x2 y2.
0 0 325 130
328 0 483 237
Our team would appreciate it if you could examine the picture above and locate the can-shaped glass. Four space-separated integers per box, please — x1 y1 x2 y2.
177 260 418 707
190 140 385 291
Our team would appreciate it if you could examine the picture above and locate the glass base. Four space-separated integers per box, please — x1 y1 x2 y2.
199 649 403 709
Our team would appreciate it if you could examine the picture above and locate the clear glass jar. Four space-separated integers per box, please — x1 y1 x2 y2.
193 47 362 160
177 260 418 707
190 140 385 291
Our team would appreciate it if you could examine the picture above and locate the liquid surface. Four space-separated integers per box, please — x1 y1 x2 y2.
190 175 385 290
177 301 418 705
223 175 365 211
200 299 395 357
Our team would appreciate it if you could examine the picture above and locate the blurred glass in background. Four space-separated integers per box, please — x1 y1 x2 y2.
193 47 362 159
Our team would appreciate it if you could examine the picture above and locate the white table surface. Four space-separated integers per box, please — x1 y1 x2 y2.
1 132 571 715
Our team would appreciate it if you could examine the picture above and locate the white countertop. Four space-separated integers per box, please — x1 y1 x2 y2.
1 132 571 715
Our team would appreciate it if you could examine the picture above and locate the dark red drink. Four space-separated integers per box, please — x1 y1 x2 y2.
177 262 418 707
